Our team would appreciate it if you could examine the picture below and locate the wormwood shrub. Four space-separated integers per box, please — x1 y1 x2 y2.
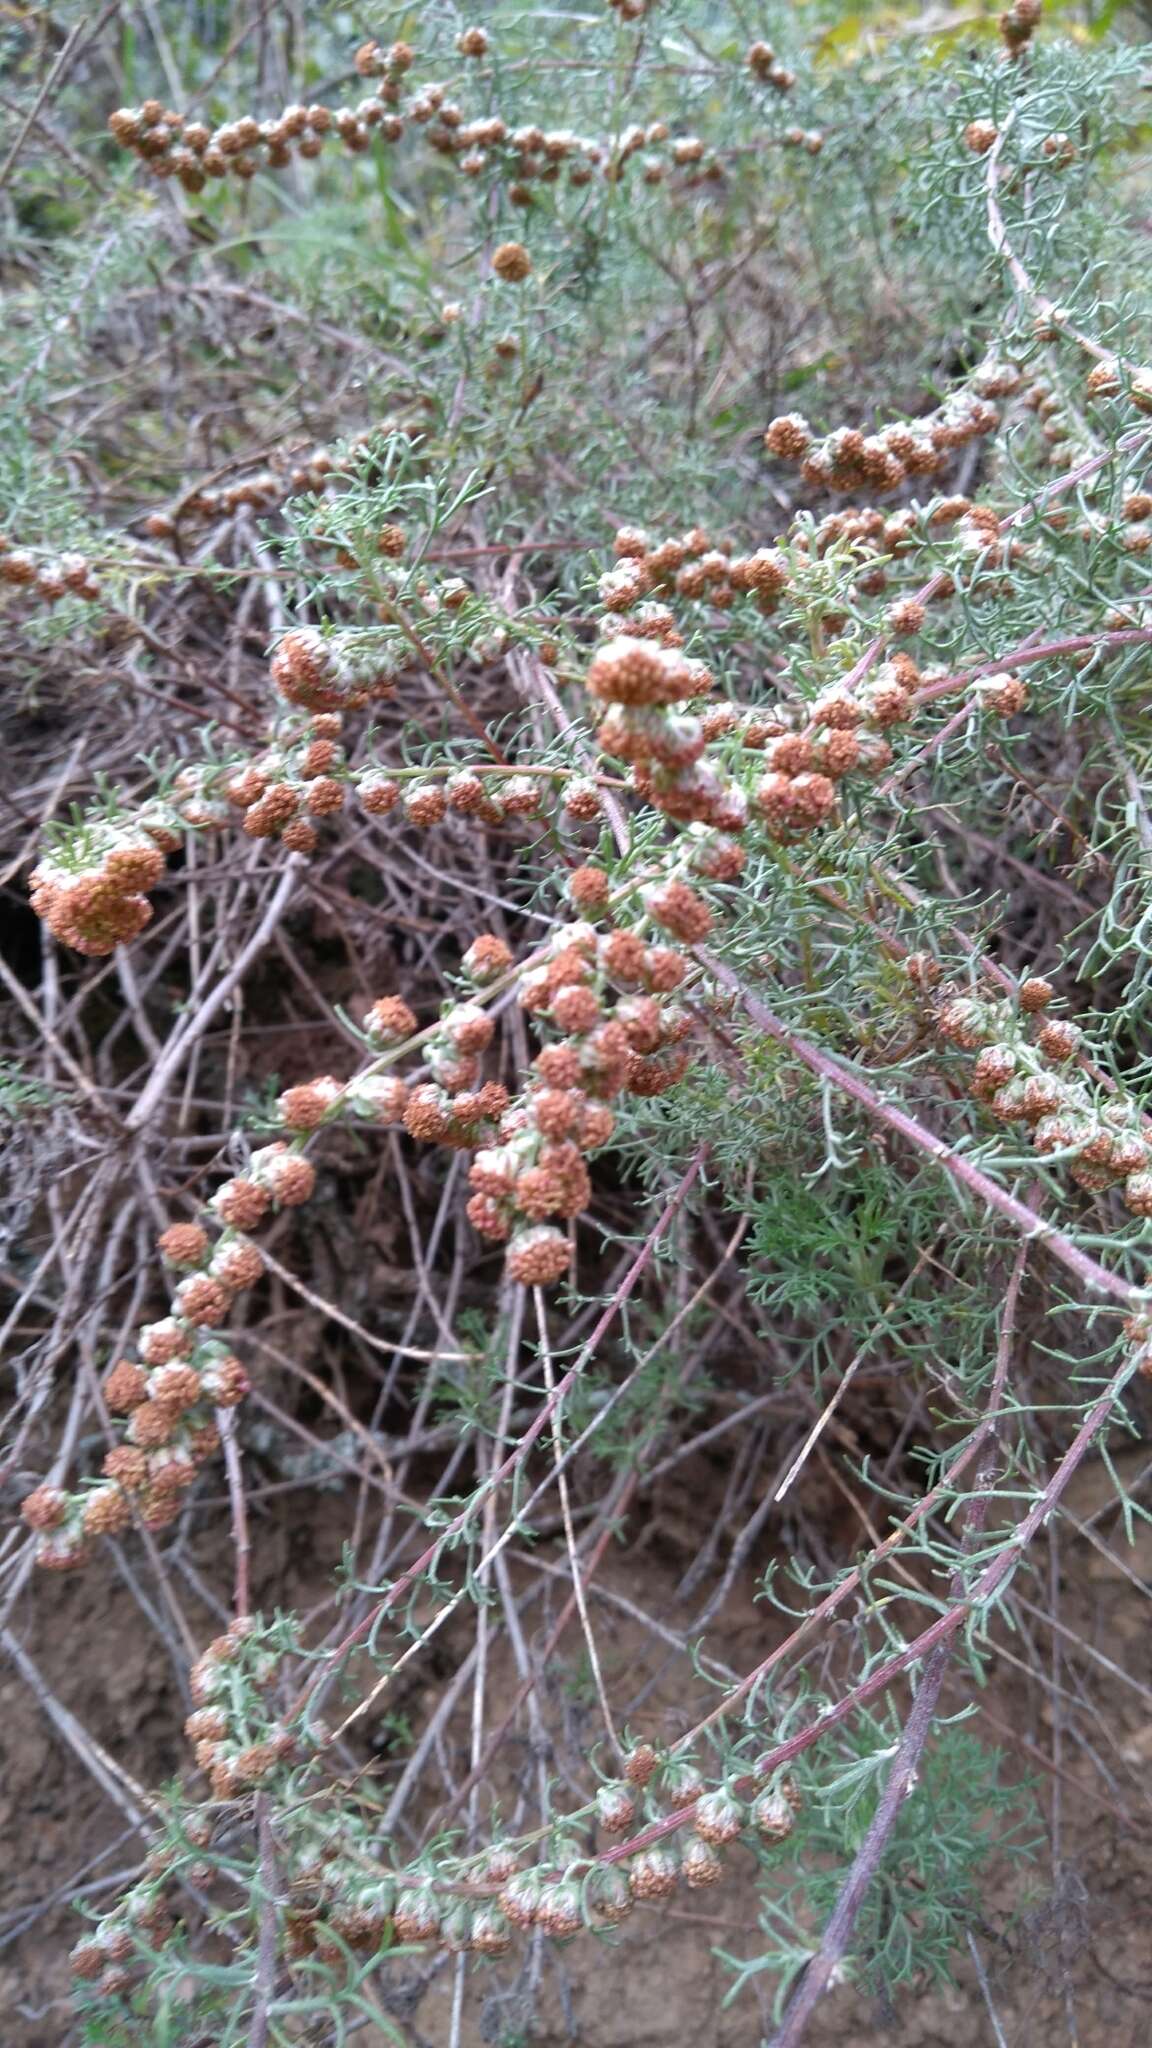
4 2 1152 2042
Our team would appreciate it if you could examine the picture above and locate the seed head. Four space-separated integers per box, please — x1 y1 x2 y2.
278 1078 341 1130
104 1446 149 1490
81 1486 133 1538
444 1003 495 1054
1037 1019 1081 1062
596 1782 637 1832
693 1788 745 1844
936 998 994 1051
366 995 418 1044
21 1485 69 1532
643 879 712 943
536 1882 583 1937
200 1355 249 1405
505 1225 572 1285
978 671 1028 717
763 413 812 462
586 636 702 708
127 1400 182 1450
751 1786 797 1839
628 1847 679 1900
499 1872 542 1929
173 1274 231 1327
970 1047 1017 1098
623 1740 658 1786
360 775 401 814
304 776 345 816
563 778 603 822
682 1834 724 1887
104 1358 149 1412
1020 976 1054 1012
211 1239 265 1292
587 1866 633 1925
405 782 448 827
138 1317 192 1366
212 1179 270 1230
148 1363 203 1410
492 240 532 282
551 985 602 1035
393 1888 441 1944
964 119 999 154
262 1152 317 1206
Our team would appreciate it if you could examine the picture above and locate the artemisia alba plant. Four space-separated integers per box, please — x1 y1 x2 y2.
6 3 1152 2043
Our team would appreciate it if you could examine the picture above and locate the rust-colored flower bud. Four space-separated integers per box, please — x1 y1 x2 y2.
492 240 532 282
622 1741 659 1786
211 1179 270 1230
158 1223 210 1267
104 1358 149 1411
21 1485 69 1532
596 1782 637 1832
1037 1019 1081 1062
366 995 418 1043
504 1224 572 1285
1020 976 1054 1013
628 1847 679 1900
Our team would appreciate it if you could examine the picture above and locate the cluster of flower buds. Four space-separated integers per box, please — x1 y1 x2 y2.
1001 0 1042 57
764 357 1021 496
0 538 101 608
270 627 399 715
585 625 919 844
107 43 417 188
425 109 733 196
1024 359 1152 484
354 760 603 833
70 1618 299 2005
29 821 172 955
223 709 349 855
272 901 698 1289
68 1879 176 2006
274 988 511 1158
288 1751 800 1963
27 731 354 949
744 658 922 840
602 522 792 618
1011 371 1090 477
70 1633 806 2024
143 443 337 540
492 1753 799 1936
30 629 406 954
20 1150 318 1567
786 492 1027 604
463 910 697 1281
1083 357 1152 428
109 28 807 208
746 41 797 91
584 630 746 832
184 1618 299 1797
280 1753 799 1957
929 971 1152 1210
